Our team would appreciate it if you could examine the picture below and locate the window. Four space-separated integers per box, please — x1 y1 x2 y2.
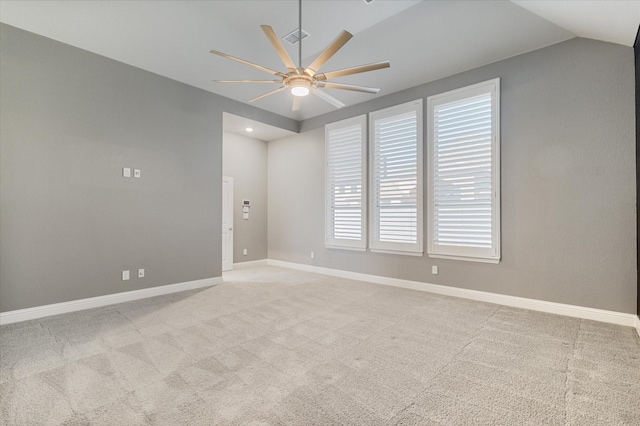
369 100 423 255
427 79 500 263
325 115 367 250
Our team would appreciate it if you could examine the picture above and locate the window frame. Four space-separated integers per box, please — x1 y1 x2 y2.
368 99 424 256
325 114 368 251
427 78 501 263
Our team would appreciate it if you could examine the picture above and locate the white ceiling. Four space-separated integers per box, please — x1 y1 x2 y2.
1 1 638 122
513 1 640 47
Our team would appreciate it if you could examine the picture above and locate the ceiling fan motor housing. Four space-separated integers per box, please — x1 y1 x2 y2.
287 74 312 96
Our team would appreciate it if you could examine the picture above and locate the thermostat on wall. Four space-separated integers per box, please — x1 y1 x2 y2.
242 200 250 220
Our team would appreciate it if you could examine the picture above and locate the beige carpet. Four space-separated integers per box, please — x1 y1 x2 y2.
1 265 639 425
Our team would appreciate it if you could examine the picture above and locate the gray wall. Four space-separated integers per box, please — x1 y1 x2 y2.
223 132 268 263
270 37 637 314
2 24 636 316
0 24 296 312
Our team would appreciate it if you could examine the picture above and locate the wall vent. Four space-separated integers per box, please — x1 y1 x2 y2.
283 28 310 45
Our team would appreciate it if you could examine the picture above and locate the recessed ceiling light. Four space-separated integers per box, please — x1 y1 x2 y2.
245 127 254 132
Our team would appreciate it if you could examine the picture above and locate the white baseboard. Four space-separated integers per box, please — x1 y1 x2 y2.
232 259 268 269
3 262 637 333
0 277 222 326
267 259 637 328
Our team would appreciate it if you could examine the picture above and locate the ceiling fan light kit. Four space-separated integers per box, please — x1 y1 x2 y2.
210 0 389 111
288 76 311 97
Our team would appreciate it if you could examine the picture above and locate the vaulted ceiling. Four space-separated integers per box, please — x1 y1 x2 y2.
1 1 638 121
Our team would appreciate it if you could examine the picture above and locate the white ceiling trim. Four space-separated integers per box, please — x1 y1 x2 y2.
223 113 296 142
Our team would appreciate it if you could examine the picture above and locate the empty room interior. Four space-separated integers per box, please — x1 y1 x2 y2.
1 1 640 425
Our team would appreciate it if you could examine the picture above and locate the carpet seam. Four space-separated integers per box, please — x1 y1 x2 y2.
420 305 501 385
563 319 580 425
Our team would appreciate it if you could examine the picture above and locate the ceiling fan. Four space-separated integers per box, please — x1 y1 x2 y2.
210 0 390 111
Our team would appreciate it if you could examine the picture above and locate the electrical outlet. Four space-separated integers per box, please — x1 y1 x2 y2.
122 270 130 280
138 269 145 278
133 169 141 178
243 249 247 256
310 251 315 259
431 265 438 275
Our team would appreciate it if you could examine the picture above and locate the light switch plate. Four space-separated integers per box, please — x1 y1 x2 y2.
133 169 141 178
122 270 130 280
123 168 131 178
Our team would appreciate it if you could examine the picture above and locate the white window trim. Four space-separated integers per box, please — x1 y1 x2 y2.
427 78 501 263
325 114 368 250
369 99 424 256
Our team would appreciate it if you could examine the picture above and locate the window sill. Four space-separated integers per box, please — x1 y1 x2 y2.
428 253 500 264
370 249 423 257
325 245 366 252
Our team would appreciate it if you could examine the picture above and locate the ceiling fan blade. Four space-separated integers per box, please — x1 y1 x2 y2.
214 80 282 83
315 61 390 81
304 30 353 76
210 49 287 78
261 25 298 74
292 96 301 112
249 86 288 103
311 88 345 109
316 81 380 94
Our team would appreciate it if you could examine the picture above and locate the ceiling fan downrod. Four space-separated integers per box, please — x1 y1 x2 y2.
298 0 303 71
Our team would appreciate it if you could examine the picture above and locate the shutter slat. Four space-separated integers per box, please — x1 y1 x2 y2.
372 106 420 247
432 89 495 250
327 120 365 244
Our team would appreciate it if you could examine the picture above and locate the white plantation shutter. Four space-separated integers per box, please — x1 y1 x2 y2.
325 115 367 250
370 100 423 254
427 79 500 263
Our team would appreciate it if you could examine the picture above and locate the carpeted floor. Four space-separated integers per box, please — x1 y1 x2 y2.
1 265 639 425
